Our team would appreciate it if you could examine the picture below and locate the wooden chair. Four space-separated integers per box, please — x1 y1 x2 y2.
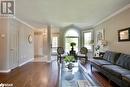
57 47 66 63
77 47 88 63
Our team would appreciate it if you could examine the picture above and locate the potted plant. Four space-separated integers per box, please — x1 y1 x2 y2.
64 56 75 70
95 45 100 57
70 42 76 51
95 45 100 51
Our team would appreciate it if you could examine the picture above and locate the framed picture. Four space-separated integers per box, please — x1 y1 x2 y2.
118 27 130 41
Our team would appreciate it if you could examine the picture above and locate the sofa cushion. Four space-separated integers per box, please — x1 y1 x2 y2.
91 59 112 66
116 54 130 70
122 75 130 84
103 51 120 64
102 65 130 79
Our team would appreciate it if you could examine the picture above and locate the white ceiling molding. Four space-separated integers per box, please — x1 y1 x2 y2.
15 0 130 29
0 16 35 29
15 17 35 29
0 16 15 19
94 4 130 27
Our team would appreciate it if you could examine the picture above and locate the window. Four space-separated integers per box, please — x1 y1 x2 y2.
52 36 58 53
83 32 92 51
65 29 79 52
65 29 79 37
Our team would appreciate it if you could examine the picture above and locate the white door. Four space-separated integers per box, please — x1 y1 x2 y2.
9 21 19 69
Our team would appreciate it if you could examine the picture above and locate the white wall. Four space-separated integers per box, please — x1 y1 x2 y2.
0 18 34 72
18 23 34 65
94 7 130 54
0 18 9 71
43 27 51 61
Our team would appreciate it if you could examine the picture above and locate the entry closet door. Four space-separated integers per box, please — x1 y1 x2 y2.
9 20 19 69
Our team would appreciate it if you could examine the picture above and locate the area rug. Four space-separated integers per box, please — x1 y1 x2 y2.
77 80 100 87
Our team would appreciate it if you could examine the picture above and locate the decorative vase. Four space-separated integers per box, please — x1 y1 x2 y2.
67 63 74 70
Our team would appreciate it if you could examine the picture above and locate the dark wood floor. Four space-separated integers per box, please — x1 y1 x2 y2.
0 60 119 87
0 62 58 87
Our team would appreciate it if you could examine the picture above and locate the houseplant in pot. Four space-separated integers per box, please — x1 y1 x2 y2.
64 56 75 70
70 42 77 58
95 45 100 57
70 42 76 52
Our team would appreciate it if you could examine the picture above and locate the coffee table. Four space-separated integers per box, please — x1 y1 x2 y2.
58 61 101 87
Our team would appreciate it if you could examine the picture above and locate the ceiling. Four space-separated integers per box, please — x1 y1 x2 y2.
15 0 130 29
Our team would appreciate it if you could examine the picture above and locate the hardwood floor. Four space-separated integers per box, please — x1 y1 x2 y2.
0 60 119 87
0 62 58 87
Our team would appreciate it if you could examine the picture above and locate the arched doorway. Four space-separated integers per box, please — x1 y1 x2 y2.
65 29 79 52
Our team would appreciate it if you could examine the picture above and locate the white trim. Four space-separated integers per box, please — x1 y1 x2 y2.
0 16 35 29
82 29 94 52
47 59 56 63
46 60 51 63
15 17 35 29
0 16 15 19
19 58 34 67
95 4 130 26
0 69 11 73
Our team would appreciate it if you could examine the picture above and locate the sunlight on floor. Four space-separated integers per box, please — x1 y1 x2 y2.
33 56 57 62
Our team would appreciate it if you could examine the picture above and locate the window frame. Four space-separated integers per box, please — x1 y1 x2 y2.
82 30 94 52
64 29 80 52
51 36 59 53
65 37 79 52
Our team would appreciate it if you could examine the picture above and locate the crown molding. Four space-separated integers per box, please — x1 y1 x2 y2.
0 16 35 29
15 17 35 29
94 4 130 27
0 16 15 19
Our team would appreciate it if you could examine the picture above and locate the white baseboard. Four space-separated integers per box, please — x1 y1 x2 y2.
0 69 11 73
0 58 33 73
46 60 51 63
19 58 34 67
46 59 57 63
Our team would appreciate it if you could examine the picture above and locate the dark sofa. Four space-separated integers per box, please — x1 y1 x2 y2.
90 51 130 87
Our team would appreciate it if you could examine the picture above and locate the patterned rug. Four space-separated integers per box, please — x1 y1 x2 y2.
77 80 100 87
